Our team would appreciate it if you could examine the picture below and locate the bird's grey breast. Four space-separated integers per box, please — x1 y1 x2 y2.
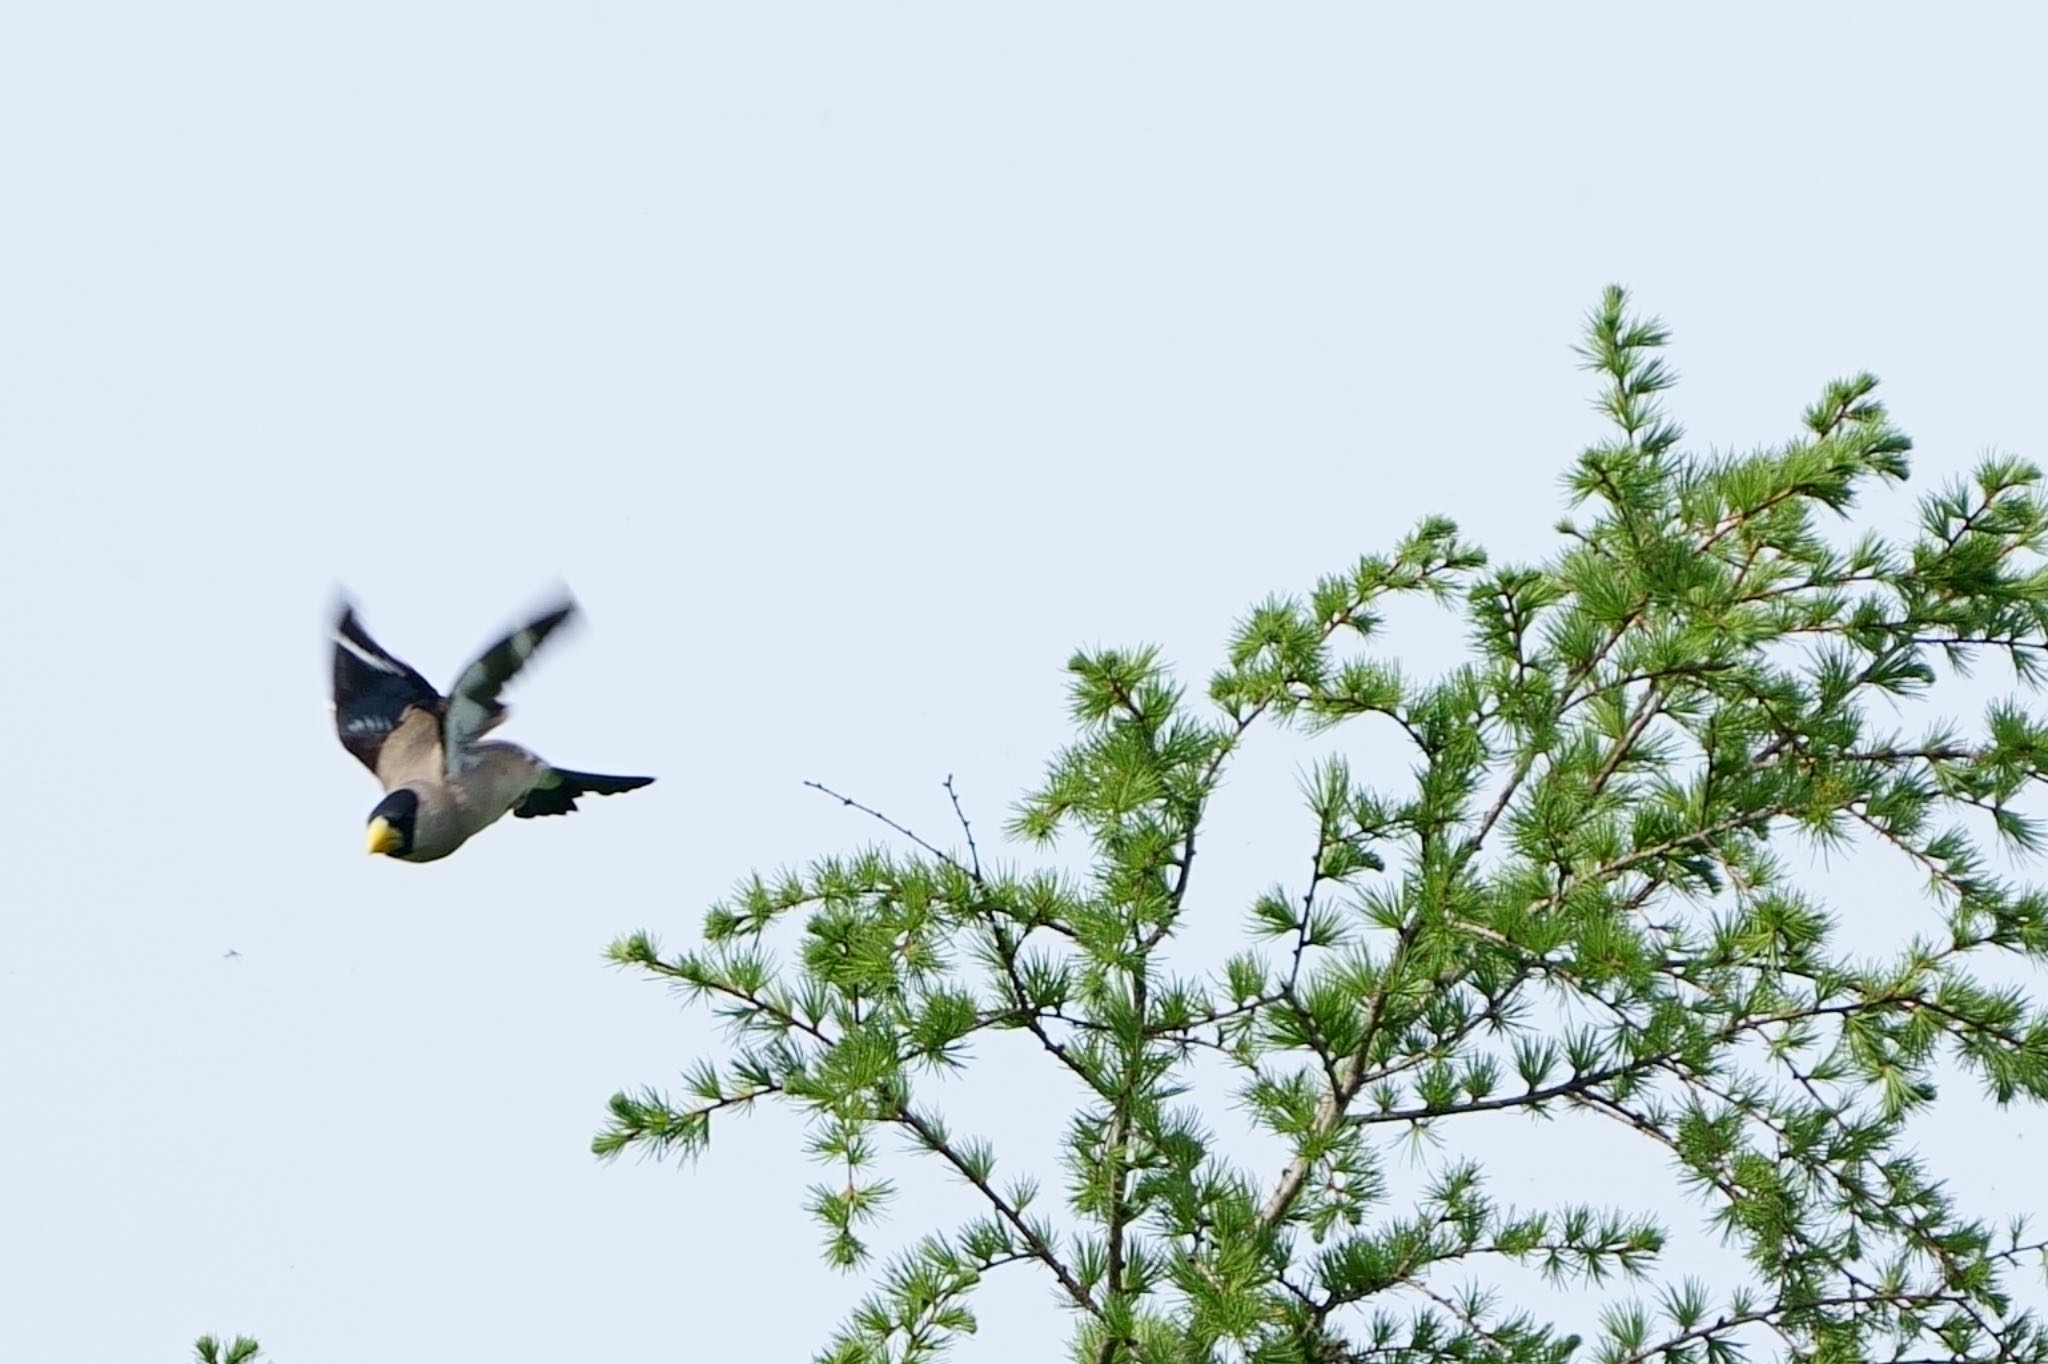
448 742 548 831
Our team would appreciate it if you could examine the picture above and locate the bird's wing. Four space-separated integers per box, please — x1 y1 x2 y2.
332 603 444 777
441 598 580 767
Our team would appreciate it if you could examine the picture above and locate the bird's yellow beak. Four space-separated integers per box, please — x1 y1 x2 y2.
366 816 404 856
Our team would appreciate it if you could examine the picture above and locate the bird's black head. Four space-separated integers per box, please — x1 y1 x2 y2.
365 788 420 858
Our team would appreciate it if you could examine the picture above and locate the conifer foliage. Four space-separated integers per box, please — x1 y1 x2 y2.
603 290 2048 1363
192 1336 263 1364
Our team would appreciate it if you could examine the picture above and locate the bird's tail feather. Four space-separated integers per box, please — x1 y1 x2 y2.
513 768 656 819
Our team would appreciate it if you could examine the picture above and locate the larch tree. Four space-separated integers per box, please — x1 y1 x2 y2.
601 288 2048 1364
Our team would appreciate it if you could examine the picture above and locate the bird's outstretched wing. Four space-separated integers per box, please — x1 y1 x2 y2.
442 598 580 763
332 603 443 775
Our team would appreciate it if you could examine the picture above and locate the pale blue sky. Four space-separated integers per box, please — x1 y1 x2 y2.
3 4 2045 1360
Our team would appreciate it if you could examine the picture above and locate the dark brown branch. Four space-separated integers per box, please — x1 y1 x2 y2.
893 1104 1099 1315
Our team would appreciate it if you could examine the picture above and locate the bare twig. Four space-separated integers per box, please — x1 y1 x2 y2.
944 774 984 882
804 779 970 875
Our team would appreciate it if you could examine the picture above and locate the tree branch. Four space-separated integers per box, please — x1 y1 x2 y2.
893 1104 1099 1316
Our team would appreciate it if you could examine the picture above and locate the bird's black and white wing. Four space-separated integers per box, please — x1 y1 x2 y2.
441 598 580 764
332 603 443 775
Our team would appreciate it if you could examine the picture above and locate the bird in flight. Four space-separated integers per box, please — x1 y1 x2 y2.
330 593 654 862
